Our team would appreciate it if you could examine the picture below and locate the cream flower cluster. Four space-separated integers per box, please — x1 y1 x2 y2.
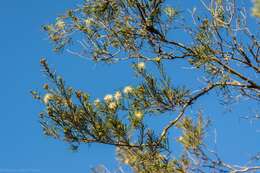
178 136 184 142
98 86 135 111
104 94 113 102
43 93 53 104
134 111 143 119
56 20 65 29
108 102 117 110
103 93 120 110
114 91 122 101
123 86 133 94
84 18 93 27
94 99 100 106
136 62 145 71
164 7 176 18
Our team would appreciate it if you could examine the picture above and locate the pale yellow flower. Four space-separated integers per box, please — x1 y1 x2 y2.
164 7 176 17
134 111 143 119
43 93 53 104
178 136 184 142
56 20 65 29
94 99 100 106
84 18 93 27
104 94 113 102
124 158 130 164
123 86 133 94
108 102 117 110
153 57 161 63
114 91 122 101
137 62 145 71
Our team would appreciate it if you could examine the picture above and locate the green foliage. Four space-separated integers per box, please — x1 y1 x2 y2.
33 0 260 173
176 114 205 150
116 146 190 173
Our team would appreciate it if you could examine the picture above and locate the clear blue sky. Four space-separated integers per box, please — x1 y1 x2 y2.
0 1 259 173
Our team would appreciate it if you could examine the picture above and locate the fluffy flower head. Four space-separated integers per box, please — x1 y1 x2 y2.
134 111 143 119
94 99 100 106
104 94 113 102
137 62 145 71
84 18 93 27
114 91 122 101
43 93 53 104
123 86 133 94
178 136 184 142
108 102 117 110
56 20 65 29
164 7 176 17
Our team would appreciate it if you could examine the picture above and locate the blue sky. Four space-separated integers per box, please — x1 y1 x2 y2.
0 0 259 173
